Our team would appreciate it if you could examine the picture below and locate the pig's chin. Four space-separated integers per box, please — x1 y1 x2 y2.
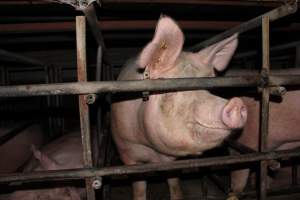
188 122 232 149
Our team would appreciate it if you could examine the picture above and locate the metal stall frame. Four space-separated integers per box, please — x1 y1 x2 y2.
0 1 299 200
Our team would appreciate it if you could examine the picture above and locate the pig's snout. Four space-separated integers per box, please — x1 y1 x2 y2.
222 97 247 129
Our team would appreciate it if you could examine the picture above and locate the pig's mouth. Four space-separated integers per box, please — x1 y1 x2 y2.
189 121 231 132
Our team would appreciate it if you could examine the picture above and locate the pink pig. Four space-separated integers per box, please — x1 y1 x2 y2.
0 124 45 173
1 133 84 200
111 16 247 200
231 91 300 195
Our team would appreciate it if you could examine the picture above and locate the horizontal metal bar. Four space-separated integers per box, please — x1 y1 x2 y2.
0 74 299 97
0 49 45 66
0 149 300 184
99 0 282 7
0 49 44 67
0 76 261 97
188 2 297 51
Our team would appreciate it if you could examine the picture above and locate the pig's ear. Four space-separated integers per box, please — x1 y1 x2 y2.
137 16 184 77
31 145 59 170
198 34 238 71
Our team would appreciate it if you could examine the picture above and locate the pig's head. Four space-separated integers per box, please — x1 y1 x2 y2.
137 17 247 156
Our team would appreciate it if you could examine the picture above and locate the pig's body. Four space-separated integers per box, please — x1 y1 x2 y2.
231 91 300 193
2 133 84 200
0 124 45 173
111 17 247 200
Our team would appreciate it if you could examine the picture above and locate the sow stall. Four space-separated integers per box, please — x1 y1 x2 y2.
0 1 300 200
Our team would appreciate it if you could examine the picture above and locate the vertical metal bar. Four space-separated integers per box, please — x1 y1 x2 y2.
295 46 300 68
201 175 208 200
76 16 96 200
292 164 298 185
259 16 270 200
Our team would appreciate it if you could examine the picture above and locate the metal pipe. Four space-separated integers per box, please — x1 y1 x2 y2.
0 49 44 67
0 76 261 97
188 2 297 52
0 74 300 97
259 16 270 200
0 149 300 183
234 40 300 60
76 16 96 200
99 0 282 7
226 139 257 154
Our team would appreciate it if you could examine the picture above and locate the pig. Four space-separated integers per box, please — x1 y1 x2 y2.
111 16 247 200
1 132 84 200
230 91 300 196
0 124 45 173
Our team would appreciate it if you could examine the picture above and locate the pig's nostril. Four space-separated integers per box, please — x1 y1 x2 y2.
222 98 247 129
241 106 247 119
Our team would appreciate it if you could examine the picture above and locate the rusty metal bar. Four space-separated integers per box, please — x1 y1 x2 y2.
76 16 96 200
188 2 297 51
0 74 300 97
0 149 300 184
83 3 106 50
259 16 270 200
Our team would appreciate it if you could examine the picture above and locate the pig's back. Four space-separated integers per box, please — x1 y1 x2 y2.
0 124 45 173
24 133 83 172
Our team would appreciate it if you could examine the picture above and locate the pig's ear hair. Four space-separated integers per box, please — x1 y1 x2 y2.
31 145 59 170
197 33 238 71
137 16 184 77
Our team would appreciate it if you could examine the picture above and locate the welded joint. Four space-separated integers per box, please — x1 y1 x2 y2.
257 86 287 97
49 0 96 10
285 0 298 13
259 69 269 88
92 177 102 190
143 70 150 101
267 159 281 171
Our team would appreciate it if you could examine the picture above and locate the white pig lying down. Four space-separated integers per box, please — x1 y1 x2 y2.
111 16 247 200
1 133 85 200
0 124 45 174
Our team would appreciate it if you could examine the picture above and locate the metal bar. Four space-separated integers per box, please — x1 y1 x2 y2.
99 0 282 7
76 16 95 200
188 2 297 52
1 149 300 183
235 40 300 60
83 3 106 49
0 49 44 67
292 164 298 185
259 16 270 200
0 76 261 97
1 74 300 97
226 139 257 154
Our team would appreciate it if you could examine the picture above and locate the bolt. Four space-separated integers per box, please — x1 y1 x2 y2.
86 94 96 104
92 177 102 190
